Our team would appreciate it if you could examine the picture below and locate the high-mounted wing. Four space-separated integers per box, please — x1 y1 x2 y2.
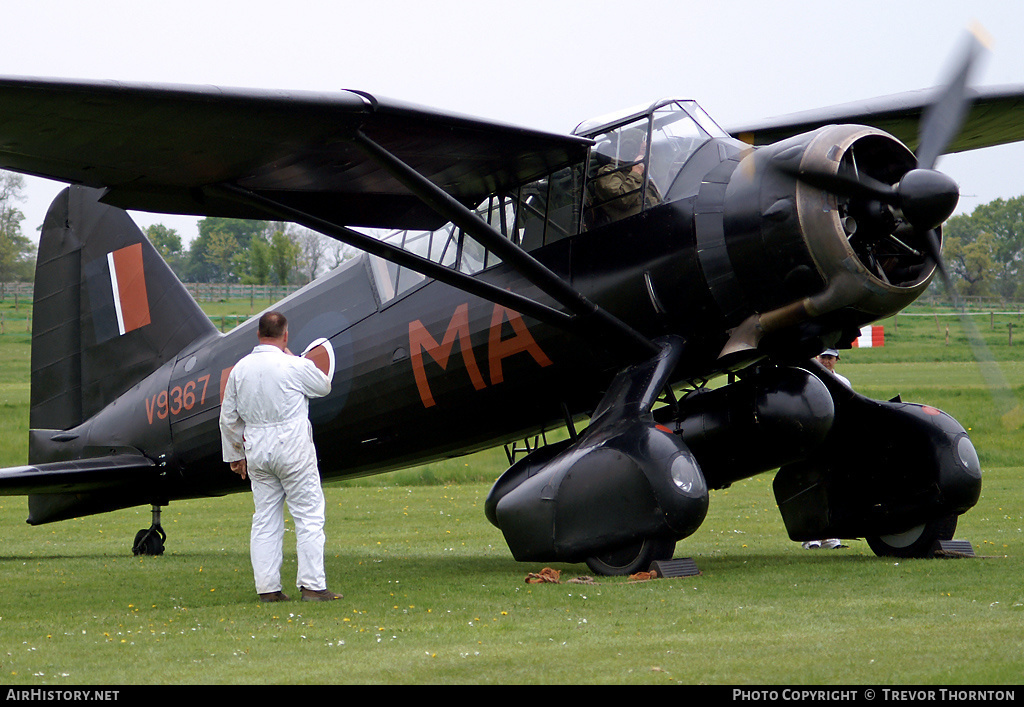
0 76 591 230
729 83 1024 154
0 76 657 359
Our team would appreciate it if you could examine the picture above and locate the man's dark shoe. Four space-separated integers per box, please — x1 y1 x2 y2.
258 591 290 603
301 587 343 601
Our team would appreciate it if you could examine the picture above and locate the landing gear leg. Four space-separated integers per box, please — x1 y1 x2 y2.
133 505 167 556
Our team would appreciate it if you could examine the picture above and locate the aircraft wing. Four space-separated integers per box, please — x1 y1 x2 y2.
728 84 1024 154
0 76 657 359
0 76 592 230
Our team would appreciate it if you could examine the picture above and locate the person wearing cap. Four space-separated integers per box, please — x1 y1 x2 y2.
801 348 850 550
816 348 850 387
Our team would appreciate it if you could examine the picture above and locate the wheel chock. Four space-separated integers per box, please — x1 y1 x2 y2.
932 539 975 557
650 557 701 578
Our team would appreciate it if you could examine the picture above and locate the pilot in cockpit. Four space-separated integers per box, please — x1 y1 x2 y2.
588 127 662 225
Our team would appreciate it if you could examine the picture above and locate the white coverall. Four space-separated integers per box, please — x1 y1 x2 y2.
219 344 332 594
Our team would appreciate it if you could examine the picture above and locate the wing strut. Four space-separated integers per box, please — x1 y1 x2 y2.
208 184 572 330
349 130 660 360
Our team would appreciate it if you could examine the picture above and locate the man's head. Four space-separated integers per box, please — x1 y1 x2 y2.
258 311 288 345
616 127 647 162
817 348 839 372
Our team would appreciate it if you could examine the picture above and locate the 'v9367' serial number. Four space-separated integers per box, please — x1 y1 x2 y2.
146 375 212 424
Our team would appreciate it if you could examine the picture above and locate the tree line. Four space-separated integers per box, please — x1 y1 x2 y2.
0 170 355 285
942 195 1024 301
149 218 354 286
0 173 34 282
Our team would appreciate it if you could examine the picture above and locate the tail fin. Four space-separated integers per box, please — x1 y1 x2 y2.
30 186 218 433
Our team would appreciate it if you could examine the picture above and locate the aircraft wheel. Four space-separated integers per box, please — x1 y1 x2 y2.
866 514 957 558
585 536 676 576
132 526 166 556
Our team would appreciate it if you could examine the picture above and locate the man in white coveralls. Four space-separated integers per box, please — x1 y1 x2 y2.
219 311 341 602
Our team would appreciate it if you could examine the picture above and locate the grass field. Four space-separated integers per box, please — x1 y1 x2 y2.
0 298 1021 685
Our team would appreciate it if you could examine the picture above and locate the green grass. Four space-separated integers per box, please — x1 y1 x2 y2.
0 330 31 468
0 299 1022 684
873 310 1024 363
0 476 1020 685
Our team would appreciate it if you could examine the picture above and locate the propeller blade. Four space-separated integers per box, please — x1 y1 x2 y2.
926 230 1021 426
916 27 989 170
920 215 1020 427
776 26 1018 426
777 163 897 204
922 229 952 289
780 28 986 235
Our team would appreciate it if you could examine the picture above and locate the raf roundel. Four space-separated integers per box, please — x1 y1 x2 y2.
301 337 336 380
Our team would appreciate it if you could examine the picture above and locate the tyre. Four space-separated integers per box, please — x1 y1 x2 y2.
132 526 166 556
585 536 676 576
866 514 957 558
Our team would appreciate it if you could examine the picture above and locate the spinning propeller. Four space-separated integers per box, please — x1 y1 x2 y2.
788 27 1022 426
783 29 988 294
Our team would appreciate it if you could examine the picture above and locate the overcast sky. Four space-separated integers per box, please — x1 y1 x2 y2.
4 0 1024 245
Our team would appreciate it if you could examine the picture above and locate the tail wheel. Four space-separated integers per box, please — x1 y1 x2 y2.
585 536 676 576
866 514 958 558
132 525 166 556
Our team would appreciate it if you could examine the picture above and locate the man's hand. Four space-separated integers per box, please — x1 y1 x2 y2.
230 459 248 480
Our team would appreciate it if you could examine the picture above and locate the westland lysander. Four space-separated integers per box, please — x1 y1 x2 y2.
0 34 1015 573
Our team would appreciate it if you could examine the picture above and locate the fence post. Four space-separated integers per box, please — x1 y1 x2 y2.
1010 323 1015 347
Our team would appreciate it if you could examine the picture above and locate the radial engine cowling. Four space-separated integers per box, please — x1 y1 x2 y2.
707 124 938 357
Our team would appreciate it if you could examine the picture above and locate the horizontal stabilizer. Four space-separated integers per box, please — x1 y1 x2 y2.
0 453 155 496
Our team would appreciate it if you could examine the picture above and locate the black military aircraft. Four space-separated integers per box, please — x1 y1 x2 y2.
0 34 1018 573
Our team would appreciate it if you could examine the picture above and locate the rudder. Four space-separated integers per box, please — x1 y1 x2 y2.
30 186 218 434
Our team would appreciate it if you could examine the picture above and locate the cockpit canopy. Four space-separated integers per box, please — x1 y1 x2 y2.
575 99 728 228
365 99 726 305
